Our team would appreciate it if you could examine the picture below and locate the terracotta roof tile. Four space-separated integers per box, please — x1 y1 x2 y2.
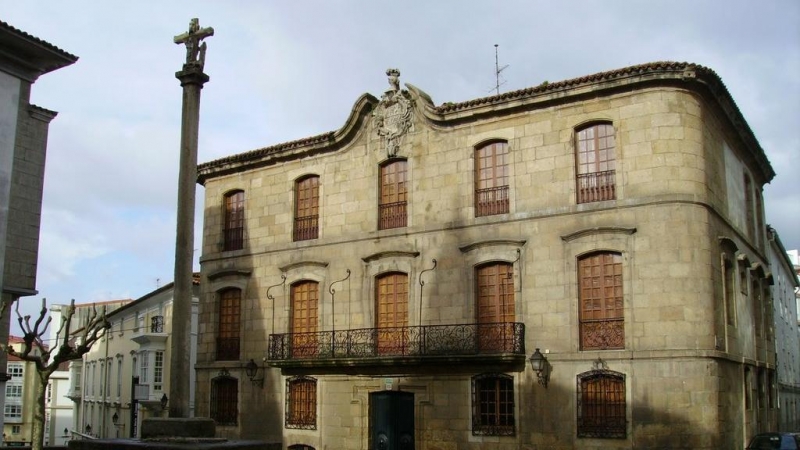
0 19 78 61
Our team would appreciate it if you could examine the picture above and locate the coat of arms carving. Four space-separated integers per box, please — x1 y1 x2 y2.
373 68 414 157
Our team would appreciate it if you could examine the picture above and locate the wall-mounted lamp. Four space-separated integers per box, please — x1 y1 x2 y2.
160 393 169 410
245 358 264 388
63 428 69 437
112 412 119 425
529 348 550 388
85 424 92 435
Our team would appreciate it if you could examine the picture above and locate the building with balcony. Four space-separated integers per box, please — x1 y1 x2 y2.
55 299 131 439
195 62 780 449
769 235 800 431
76 277 198 439
0 19 77 435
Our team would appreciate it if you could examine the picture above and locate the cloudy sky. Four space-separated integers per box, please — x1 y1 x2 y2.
4 1 799 334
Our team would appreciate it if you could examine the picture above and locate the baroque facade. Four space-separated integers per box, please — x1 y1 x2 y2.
195 62 780 449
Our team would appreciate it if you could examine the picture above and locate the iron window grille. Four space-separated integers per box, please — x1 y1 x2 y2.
150 315 164 333
576 369 626 438
286 376 317 430
471 373 515 436
210 375 238 426
379 160 408 230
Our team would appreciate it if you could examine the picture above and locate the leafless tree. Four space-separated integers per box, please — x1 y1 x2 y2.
1 298 109 450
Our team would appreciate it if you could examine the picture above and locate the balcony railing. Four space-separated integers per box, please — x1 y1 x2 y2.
577 170 616 204
151 315 164 333
579 318 624 350
378 200 407 230
475 185 509 217
293 215 319 241
268 322 525 364
216 337 240 361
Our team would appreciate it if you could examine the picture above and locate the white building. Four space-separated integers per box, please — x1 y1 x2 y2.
77 277 198 439
767 227 800 431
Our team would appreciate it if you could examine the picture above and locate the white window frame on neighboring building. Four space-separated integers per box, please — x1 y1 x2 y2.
153 351 164 392
140 351 149 383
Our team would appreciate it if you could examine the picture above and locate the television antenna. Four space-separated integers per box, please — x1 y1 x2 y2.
492 44 509 95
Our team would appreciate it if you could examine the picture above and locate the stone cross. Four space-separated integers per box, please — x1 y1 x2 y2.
174 18 214 70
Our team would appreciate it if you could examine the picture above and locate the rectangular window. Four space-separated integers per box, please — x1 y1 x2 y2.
476 263 516 353
376 273 409 355
291 282 319 358
5 385 22 398
210 377 238 426
723 256 736 326
579 252 624 350
223 190 245 251
472 374 515 436
744 174 755 241
7 364 23 379
576 124 616 203
379 160 408 230
11 425 20 434
217 289 241 360
154 351 164 391
577 372 626 438
475 141 510 217
294 176 320 241
117 359 123 397
286 377 317 429
140 351 149 383
4 404 22 422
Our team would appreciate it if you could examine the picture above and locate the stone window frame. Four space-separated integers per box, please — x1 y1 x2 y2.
215 288 242 361
285 376 318 430
471 372 516 436
577 251 624 351
459 240 525 325
576 363 627 439
294 174 321 242
210 374 239 426
574 120 617 204
279 260 329 332
377 157 409 230
561 227 636 352
361 252 419 328
222 189 245 251
473 139 511 217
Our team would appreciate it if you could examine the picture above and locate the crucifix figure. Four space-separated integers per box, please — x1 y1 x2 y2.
174 18 214 70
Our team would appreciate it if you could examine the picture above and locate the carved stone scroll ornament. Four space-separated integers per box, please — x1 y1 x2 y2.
372 68 414 157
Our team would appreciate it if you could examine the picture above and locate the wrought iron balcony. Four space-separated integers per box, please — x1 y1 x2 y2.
268 322 525 370
150 315 164 333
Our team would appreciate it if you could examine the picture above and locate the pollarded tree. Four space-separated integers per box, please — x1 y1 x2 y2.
1 298 109 450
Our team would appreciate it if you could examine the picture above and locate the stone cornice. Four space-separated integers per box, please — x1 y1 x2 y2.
361 251 420 263
279 260 329 272
560 227 637 243
458 240 526 253
198 93 378 184
197 61 774 185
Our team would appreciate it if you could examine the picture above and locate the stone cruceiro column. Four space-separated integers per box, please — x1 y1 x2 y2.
171 17 213 420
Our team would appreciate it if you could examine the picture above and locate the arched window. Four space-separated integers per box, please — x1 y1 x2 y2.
210 375 238 426
223 190 245 251
375 272 409 355
291 281 319 358
286 376 317 429
294 175 320 241
474 141 510 217
577 369 626 438
476 262 515 352
471 373 515 436
379 159 408 230
216 289 241 360
578 252 624 350
575 123 616 203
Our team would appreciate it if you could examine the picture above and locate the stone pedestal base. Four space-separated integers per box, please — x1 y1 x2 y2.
68 418 279 450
